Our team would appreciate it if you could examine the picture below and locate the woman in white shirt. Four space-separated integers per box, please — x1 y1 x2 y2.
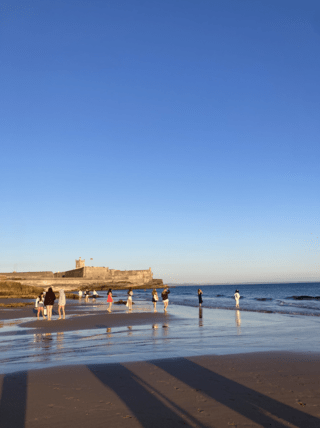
234 290 240 308
58 289 66 319
35 292 46 320
127 288 133 311
152 289 158 311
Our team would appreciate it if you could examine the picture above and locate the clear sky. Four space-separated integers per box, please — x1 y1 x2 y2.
1 0 320 284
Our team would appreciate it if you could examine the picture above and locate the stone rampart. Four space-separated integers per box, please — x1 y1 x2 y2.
83 267 110 279
2 271 54 279
17 277 164 292
53 272 66 278
2 266 157 287
60 267 153 284
64 267 85 278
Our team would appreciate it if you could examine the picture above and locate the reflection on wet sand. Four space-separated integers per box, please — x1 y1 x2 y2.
162 324 169 336
57 332 64 350
0 320 21 329
106 327 112 338
199 307 203 327
152 324 159 337
127 326 133 337
235 310 241 335
43 333 53 351
32 332 53 361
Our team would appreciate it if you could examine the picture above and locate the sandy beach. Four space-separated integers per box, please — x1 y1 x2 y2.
1 294 320 427
0 352 319 427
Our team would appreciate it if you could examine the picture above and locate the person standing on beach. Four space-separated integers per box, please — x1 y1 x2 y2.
127 288 133 311
161 288 170 311
35 292 46 319
78 290 83 299
107 289 113 312
152 289 158 311
198 289 203 306
234 289 240 308
58 289 66 319
43 291 47 317
44 287 56 321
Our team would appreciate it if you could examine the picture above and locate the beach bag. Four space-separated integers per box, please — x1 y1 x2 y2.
44 307 47 316
35 299 38 308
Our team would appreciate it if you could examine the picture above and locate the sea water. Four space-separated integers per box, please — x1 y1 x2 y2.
1 283 320 374
129 282 320 317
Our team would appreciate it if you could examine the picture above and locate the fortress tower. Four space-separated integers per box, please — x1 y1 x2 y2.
75 257 85 268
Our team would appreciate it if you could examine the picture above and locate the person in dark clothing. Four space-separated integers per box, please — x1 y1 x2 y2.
161 288 170 311
44 287 56 320
198 289 203 306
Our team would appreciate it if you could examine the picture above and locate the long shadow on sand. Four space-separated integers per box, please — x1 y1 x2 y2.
0 371 27 428
152 357 320 428
88 363 208 428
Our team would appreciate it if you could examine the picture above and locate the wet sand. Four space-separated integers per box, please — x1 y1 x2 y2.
19 311 176 334
0 352 319 427
1 302 320 427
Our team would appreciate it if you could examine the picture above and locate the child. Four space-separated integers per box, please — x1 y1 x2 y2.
107 289 113 312
35 292 46 319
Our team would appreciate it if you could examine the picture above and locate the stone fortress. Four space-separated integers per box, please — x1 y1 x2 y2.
3 258 164 290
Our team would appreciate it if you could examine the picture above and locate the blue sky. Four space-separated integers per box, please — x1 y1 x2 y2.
1 0 320 283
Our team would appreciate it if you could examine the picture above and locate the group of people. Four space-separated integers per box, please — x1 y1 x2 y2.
103 287 170 313
78 289 98 300
197 288 241 307
152 287 170 311
35 287 66 320
35 286 241 321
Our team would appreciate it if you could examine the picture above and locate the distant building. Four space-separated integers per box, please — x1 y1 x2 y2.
75 257 85 268
2 260 163 288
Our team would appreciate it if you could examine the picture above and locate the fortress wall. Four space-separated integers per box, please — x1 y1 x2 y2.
53 272 66 278
2 267 156 286
64 268 85 278
2 271 54 279
110 270 153 284
62 267 153 283
17 278 163 291
15 279 113 291
17 279 104 287
83 267 110 279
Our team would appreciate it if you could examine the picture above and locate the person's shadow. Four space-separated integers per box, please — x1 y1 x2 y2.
152 358 320 428
88 363 205 427
0 372 27 428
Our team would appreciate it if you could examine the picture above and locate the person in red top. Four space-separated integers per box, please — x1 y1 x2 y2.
107 289 113 312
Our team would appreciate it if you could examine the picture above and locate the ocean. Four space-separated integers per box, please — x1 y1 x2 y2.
129 282 320 316
1 282 320 374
